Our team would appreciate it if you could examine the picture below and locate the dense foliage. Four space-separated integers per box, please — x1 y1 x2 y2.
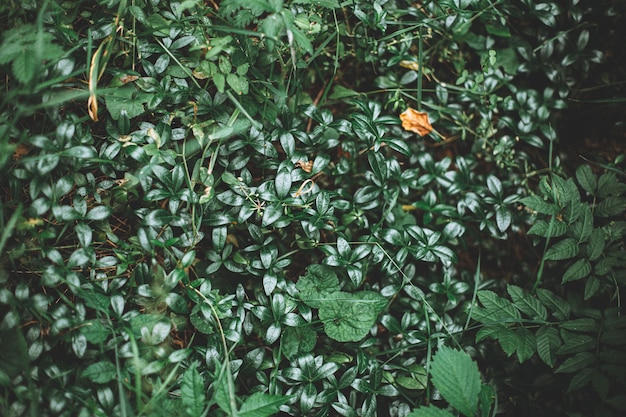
1 0 624 416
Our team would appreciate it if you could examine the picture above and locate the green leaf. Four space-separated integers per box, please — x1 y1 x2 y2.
520 195 557 215
318 291 386 342
281 325 316 360
536 325 560 367
296 264 341 308
81 361 117 384
562 258 592 283
515 327 536 363
555 352 595 374
495 206 512 232
262 203 283 227
576 165 597 194
536 289 570 320
596 196 626 217
239 392 291 417
475 290 521 322
506 285 547 320
429 346 481 417
275 169 292 198
586 228 605 260
86 206 112 221
227 73 249 95
544 238 578 260
407 406 456 417
181 363 205 417
566 367 594 393
486 175 502 197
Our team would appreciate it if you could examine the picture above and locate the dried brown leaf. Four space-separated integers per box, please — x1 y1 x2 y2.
400 108 433 137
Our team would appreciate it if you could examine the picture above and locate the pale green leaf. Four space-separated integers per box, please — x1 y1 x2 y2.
576 165 596 195
429 346 481 417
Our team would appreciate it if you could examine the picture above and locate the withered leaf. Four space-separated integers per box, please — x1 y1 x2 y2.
400 108 433 137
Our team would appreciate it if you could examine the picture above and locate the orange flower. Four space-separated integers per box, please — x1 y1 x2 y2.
400 108 433 137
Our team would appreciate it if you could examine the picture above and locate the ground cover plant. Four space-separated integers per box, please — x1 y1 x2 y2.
1 0 625 416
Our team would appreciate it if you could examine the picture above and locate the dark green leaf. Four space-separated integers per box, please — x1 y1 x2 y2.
555 352 595 373
562 258 592 283
544 238 578 261
536 325 560 367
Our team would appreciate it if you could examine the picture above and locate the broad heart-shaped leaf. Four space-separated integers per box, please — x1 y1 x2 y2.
429 346 481 417
318 291 386 342
407 406 456 417
296 264 340 308
239 392 291 417
181 363 205 417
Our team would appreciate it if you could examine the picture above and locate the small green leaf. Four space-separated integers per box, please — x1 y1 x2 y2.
429 346 481 417
407 406 456 417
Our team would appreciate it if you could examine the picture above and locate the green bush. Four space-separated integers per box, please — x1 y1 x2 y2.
1 1 624 416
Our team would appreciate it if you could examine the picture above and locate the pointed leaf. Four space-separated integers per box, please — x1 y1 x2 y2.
239 392 291 417
181 363 205 417
429 346 481 417
506 285 547 320
536 325 561 367
544 238 578 260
